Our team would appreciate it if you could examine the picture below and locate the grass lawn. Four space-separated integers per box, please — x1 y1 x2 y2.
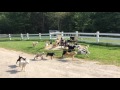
0 40 120 66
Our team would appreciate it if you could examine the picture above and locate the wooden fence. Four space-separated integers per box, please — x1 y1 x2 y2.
0 31 120 45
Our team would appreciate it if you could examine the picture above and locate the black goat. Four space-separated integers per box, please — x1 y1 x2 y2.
46 52 55 60
67 45 76 50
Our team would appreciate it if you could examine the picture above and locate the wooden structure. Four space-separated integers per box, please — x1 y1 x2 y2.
68 36 78 45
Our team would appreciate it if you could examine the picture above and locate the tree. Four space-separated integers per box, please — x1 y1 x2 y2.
0 12 120 34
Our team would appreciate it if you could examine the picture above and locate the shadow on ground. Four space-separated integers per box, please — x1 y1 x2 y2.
8 65 17 68
6 70 20 74
57 59 70 62
57 58 80 63
30 58 48 61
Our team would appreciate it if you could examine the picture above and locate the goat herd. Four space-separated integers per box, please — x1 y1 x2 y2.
16 36 90 72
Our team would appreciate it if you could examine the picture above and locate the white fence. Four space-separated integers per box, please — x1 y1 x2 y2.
0 31 120 45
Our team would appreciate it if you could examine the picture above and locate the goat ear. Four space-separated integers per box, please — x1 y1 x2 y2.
19 55 22 58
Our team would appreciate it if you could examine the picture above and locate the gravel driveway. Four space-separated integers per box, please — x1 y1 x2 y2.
0 48 120 78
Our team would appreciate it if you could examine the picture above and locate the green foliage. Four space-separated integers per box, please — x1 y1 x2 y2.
0 12 120 34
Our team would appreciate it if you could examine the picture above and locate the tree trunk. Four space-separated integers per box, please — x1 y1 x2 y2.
42 12 45 33
58 19 60 30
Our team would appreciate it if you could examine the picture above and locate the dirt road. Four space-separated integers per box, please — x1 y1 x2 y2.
0 48 120 78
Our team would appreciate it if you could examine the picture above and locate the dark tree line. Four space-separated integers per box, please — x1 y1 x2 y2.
0 12 120 34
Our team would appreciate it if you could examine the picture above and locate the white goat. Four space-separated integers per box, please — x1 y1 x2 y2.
77 48 90 57
75 45 89 50
75 45 90 57
19 58 29 72
45 42 49 47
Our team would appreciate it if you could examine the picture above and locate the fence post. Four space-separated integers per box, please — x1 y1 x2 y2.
21 33 23 40
49 33 51 39
9 34 11 40
61 31 64 37
27 33 29 39
76 31 78 37
39 33 41 39
96 31 100 43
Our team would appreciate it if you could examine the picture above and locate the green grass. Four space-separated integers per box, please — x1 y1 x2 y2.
0 40 120 66
84 45 120 65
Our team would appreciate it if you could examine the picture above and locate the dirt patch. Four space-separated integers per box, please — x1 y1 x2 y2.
0 47 120 78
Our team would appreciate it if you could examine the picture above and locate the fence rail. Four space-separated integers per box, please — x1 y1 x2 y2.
0 31 120 45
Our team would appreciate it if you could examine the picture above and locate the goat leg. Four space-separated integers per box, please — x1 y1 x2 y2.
34 57 36 60
23 67 25 72
16 60 18 64
41 56 43 60
72 56 74 61
51 56 52 60
21 66 23 71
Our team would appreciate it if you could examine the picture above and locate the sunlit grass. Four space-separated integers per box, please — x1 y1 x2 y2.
0 40 120 66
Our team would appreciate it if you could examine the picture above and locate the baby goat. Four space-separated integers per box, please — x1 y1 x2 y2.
76 45 89 50
77 45 90 57
19 58 29 72
34 52 45 60
67 45 76 51
16 56 26 66
32 41 38 47
46 52 55 60
62 50 77 60
45 42 49 47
